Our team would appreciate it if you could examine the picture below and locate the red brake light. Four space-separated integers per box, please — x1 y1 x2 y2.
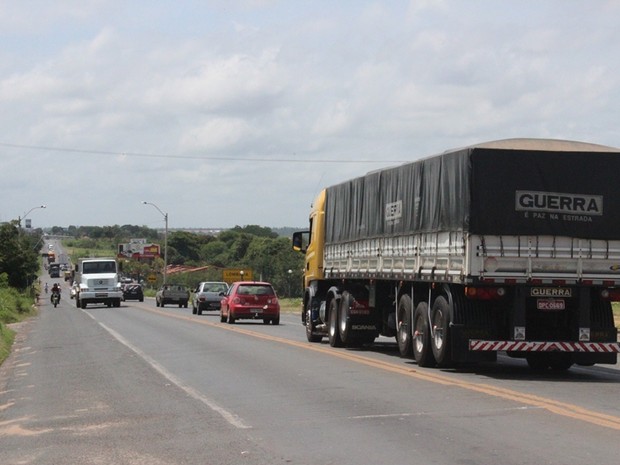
600 289 620 301
465 287 506 300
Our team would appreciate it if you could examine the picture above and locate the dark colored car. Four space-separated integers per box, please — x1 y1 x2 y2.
122 284 144 302
220 281 280 325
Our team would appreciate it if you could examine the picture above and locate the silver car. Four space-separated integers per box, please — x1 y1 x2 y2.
192 281 229 315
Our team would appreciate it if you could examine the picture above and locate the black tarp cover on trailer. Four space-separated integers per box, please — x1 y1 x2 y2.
324 139 620 244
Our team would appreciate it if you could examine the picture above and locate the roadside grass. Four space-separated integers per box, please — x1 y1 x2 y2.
0 287 38 366
62 245 117 260
279 297 301 314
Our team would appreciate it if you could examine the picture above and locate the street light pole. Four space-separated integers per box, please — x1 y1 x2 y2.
18 205 46 236
142 201 168 284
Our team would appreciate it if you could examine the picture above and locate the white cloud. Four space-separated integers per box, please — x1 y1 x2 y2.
0 0 619 228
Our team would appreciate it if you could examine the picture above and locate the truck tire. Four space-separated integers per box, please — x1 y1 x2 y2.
413 301 436 367
430 296 453 367
338 292 354 344
549 353 573 371
328 298 343 347
305 308 322 343
397 294 413 357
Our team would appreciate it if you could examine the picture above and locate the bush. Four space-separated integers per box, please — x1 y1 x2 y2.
0 286 36 366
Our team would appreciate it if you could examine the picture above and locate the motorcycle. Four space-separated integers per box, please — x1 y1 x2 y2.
51 291 60 308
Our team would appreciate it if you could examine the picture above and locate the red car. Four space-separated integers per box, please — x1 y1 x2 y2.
220 281 280 325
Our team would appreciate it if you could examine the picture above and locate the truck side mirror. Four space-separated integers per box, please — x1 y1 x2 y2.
292 231 308 253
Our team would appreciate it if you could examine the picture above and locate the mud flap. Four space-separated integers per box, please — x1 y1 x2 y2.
450 324 497 363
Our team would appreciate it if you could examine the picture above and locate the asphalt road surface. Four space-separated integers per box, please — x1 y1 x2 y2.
2 280 620 465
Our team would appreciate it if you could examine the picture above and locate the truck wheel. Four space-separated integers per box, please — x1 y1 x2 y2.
328 298 343 347
549 353 573 371
430 296 453 367
305 308 323 343
413 302 436 367
397 294 413 357
338 292 354 344
526 354 549 370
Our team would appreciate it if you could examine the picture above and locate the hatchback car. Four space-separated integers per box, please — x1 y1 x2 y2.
220 281 280 325
192 281 229 315
122 284 144 302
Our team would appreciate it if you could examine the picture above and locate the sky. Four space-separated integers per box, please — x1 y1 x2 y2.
1 0 619 230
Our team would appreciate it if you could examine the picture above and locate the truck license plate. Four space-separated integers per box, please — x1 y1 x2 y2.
537 299 565 311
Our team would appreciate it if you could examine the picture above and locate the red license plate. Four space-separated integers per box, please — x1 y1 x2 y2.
537 299 565 311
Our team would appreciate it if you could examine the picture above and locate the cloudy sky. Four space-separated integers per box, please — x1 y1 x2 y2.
1 0 619 230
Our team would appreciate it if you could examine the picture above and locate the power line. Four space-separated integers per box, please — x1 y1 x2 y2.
0 142 408 164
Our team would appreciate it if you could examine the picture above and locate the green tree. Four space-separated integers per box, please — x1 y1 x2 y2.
0 223 41 289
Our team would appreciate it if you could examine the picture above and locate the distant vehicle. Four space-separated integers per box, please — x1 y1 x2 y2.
156 284 189 308
192 281 229 315
220 281 280 325
74 258 123 309
51 291 60 308
48 263 61 278
122 284 144 302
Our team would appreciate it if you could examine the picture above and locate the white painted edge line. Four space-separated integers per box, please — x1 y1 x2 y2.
94 318 251 429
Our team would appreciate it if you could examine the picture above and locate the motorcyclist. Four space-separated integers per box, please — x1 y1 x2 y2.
50 283 61 303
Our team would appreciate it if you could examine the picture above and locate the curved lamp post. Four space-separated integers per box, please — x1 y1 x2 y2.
142 201 168 284
18 205 46 235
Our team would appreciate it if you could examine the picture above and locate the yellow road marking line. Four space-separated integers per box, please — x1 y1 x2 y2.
144 307 620 431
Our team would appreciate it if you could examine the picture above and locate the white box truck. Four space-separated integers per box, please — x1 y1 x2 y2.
74 257 123 309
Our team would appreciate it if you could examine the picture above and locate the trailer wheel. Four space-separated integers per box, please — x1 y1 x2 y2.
305 308 322 343
430 296 453 367
413 301 436 367
339 292 354 344
526 354 549 370
328 298 343 347
397 294 413 357
549 353 573 371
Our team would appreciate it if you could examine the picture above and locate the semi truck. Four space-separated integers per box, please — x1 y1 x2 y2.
293 139 620 370
74 257 123 308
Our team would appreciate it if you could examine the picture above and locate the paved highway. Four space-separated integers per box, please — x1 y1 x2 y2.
1 279 620 464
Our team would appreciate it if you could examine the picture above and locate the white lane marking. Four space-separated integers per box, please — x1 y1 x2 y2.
95 319 251 429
